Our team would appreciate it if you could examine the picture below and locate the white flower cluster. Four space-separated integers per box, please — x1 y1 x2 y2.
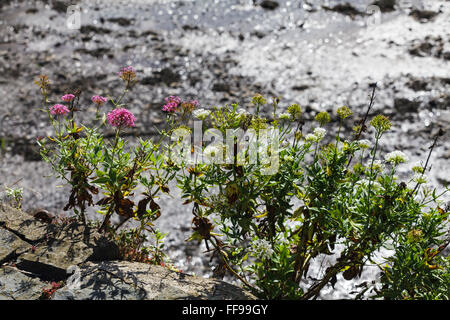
236 108 248 116
357 139 372 149
283 154 294 162
357 179 382 190
251 239 274 260
203 145 222 161
278 112 291 121
385 150 409 165
236 108 249 122
193 108 211 120
305 127 327 143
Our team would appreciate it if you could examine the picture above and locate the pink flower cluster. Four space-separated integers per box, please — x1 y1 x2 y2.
165 96 181 105
91 95 108 106
50 104 70 116
61 94 75 102
107 108 136 128
162 102 178 113
162 96 182 113
41 282 61 299
162 96 199 114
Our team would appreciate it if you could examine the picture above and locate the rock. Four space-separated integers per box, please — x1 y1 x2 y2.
409 9 440 22
182 24 200 31
25 8 38 14
28 209 55 224
251 30 266 39
260 1 279 10
9 139 42 162
0 228 30 264
0 202 56 242
394 97 420 113
212 83 231 93
408 36 444 59
16 222 121 281
371 0 396 12
322 3 363 18
79 25 111 35
51 1 68 14
406 78 428 92
74 48 112 58
53 261 256 300
0 266 45 300
141 68 181 86
108 17 134 27
292 84 310 91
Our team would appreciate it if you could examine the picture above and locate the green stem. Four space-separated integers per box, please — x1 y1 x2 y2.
366 135 380 215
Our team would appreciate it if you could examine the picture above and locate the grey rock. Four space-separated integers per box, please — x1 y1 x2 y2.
0 228 30 264
322 3 363 18
394 97 420 113
108 17 134 27
371 0 396 12
141 68 181 86
260 1 279 11
409 9 440 22
0 266 45 300
212 83 231 93
53 261 256 300
0 202 56 242
16 222 120 280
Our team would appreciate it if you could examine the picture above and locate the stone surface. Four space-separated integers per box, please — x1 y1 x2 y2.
260 1 279 11
0 266 45 300
0 227 30 264
16 222 121 280
0 202 56 242
53 261 256 300
372 0 396 12
1 204 255 301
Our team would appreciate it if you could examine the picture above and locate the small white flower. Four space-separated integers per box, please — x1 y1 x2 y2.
5 187 23 198
313 128 326 141
236 108 248 115
251 239 274 260
305 133 317 142
305 128 327 143
357 179 381 190
278 112 291 120
357 139 372 149
385 150 409 165
193 108 211 120
203 145 222 161
283 154 294 162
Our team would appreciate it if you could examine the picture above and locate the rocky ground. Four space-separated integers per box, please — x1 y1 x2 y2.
0 0 449 299
0 202 255 300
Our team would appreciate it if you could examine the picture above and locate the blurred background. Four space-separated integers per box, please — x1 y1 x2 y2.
0 0 449 298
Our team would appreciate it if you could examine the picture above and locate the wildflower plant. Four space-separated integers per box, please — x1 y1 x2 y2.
3 187 23 209
35 71 449 300
35 69 186 267
175 91 449 300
